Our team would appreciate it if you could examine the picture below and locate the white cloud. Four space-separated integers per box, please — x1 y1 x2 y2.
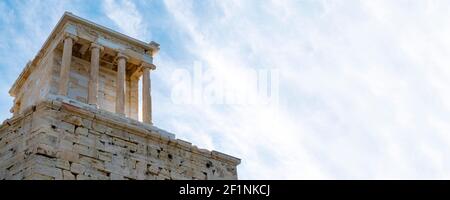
102 0 149 40
158 0 450 179
0 0 75 120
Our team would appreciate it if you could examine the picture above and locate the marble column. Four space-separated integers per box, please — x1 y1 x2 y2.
88 43 103 107
116 53 128 115
128 77 139 120
58 34 77 96
142 62 156 124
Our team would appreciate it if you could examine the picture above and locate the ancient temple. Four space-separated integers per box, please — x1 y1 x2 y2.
0 12 240 180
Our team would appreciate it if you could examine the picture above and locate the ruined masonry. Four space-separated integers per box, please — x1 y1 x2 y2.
0 12 240 180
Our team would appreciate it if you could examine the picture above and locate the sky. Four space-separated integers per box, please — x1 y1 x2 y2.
2 0 450 179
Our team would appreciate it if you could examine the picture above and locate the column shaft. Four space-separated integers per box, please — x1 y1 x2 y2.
88 44 101 106
129 78 139 120
58 36 74 96
116 55 127 115
142 65 153 124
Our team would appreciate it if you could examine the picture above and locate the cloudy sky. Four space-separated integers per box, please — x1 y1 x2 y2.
2 0 450 179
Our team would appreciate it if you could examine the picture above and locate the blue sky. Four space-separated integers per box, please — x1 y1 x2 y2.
2 0 450 179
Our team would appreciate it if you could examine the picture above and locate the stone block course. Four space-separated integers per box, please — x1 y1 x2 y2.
0 100 240 180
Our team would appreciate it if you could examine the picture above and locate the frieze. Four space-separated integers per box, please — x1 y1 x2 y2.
74 22 146 55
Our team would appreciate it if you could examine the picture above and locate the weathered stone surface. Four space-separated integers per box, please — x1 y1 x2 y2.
34 164 63 179
36 144 57 158
0 100 240 180
56 159 71 170
70 163 86 175
75 127 88 136
63 170 76 180
57 150 79 163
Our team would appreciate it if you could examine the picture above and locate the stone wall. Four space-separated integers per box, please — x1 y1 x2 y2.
0 98 240 180
15 51 54 114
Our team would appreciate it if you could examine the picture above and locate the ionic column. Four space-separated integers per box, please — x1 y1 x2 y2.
116 53 128 115
88 43 103 107
58 34 77 96
141 62 156 124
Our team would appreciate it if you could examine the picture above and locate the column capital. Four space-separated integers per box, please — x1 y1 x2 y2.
116 52 129 61
63 33 78 42
89 43 104 51
141 62 156 70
